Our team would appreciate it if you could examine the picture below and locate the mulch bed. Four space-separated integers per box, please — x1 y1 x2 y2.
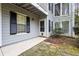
45 36 74 44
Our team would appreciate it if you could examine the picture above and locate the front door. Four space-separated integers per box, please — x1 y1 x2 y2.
40 21 44 36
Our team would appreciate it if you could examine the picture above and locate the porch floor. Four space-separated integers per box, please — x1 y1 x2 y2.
0 37 46 56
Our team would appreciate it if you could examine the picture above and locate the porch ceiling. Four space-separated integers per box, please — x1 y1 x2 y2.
12 3 47 17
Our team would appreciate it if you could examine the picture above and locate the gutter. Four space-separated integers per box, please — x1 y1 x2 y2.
31 3 48 15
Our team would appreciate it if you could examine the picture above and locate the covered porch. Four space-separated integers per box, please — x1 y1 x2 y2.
0 3 47 46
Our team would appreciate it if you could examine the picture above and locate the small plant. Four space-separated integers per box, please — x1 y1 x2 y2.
52 28 63 37
74 39 79 48
73 26 79 35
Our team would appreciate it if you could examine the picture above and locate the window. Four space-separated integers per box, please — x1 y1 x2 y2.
62 21 69 33
40 21 44 32
10 11 31 34
49 20 51 32
55 22 60 29
26 16 30 33
10 11 17 35
55 3 60 16
17 14 26 33
62 3 69 15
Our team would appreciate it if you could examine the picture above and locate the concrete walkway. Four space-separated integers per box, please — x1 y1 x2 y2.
0 49 3 56
0 37 46 56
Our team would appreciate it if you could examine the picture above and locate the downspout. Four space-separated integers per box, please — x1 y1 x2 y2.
46 3 49 37
71 3 73 37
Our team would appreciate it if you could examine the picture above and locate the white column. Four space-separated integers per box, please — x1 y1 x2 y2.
69 3 71 16
46 17 49 37
68 3 72 36
71 3 75 37
53 4 55 16
69 3 75 37
0 4 2 46
53 4 55 30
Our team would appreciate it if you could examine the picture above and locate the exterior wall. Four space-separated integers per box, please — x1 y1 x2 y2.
51 3 75 37
52 16 72 36
37 3 48 37
34 3 75 37
0 3 75 46
46 3 75 37
38 3 50 37
52 4 71 36
2 4 40 45
0 4 2 46
47 3 54 37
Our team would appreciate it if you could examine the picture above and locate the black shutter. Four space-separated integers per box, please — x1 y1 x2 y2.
52 4 53 13
26 16 30 33
10 11 17 35
49 20 50 32
49 3 50 11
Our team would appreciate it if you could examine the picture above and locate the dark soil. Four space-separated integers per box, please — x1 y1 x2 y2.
44 35 79 48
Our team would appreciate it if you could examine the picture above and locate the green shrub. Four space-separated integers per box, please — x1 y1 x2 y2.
73 27 79 35
53 28 63 35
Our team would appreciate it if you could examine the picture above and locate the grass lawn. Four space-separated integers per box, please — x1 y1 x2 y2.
19 36 79 56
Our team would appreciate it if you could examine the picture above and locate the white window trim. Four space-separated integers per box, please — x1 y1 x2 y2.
16 33 27 35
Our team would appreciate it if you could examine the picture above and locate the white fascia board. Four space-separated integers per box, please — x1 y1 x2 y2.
31 3 48 15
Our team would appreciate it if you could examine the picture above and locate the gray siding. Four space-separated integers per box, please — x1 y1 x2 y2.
47 3 74 36
2 4 40 45
0 3 75 46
